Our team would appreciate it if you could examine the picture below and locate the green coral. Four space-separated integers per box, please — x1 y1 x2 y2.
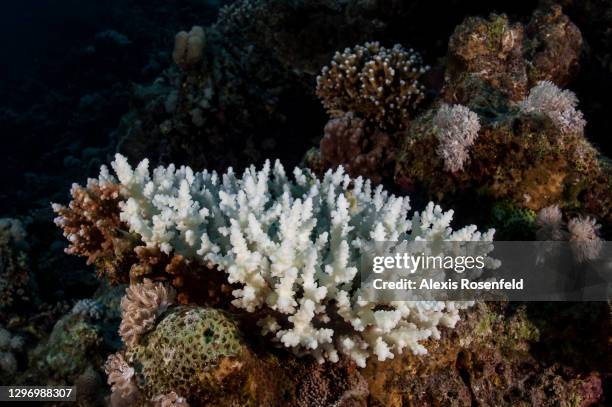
128 306 245 401
28 314 104 382
489 201 536 240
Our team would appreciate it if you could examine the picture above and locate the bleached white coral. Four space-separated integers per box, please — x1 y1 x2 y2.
434 104 481 172
520 81 586 135
92 154 494 366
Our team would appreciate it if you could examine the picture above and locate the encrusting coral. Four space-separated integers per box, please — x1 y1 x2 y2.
316 42 429 131
55 153 496 368
433 104 481 173
118 279 176 347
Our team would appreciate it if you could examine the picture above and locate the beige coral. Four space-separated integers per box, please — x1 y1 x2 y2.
567 216 602 263
105 351 141 406
150 391 190 407
172 26 206 69
316 42 428 130
119 279 176 347
535 204 565 241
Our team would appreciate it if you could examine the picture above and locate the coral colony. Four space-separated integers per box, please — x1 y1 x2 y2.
55 155 494 372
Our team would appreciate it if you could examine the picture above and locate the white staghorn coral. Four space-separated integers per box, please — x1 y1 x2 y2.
119 279 176 347
434 104 481 172
520 80 586 135
85 154 494 367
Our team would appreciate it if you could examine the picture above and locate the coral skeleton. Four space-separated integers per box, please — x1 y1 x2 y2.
520 81 586 135
58 154 495 367
119 279 176 347
433 104 481 172
316 42 429 130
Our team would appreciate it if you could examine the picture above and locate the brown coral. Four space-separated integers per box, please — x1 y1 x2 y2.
319 112 396 183
52 177 135 283
316 42 428 130
525 5 583 87
119 279 176 347
444 6 583 104
445 13 527 101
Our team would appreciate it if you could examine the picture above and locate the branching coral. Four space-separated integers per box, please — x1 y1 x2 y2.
319 112 396 183
52 174 134 283
119 279 175 347
172 26 205 69
433 104 481 172
316 42 429 130
520 81 586 136
68 154 495 367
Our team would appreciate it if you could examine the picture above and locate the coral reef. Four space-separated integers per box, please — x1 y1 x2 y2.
393 7 612 226
2 1 612 405
316 42 429 131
